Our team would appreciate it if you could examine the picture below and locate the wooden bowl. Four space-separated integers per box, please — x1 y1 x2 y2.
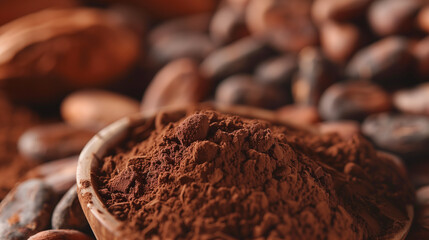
76 104 414 240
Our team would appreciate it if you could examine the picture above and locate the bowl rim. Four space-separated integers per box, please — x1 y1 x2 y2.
76 104 414 240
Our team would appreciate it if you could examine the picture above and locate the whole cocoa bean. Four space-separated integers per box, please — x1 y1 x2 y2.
0 0 77 26
215 74 289 109
149 32 214 64
26 156 78 196
255 54 298 88
18 123 94 162
393 83 429 115
276 105 320 127
362 113 429 157
317 120 360 140
418 6 429 33
28 230 92 240
142 58 209 113
200 37 274 82
52 184 89 232
0 8 140 104
346 37 414 88
411 37 429 80
292 47 337 106
312 0 372 23
246 0 317 52
61 90 140 130
210 4 249 46
320 22 361 64
368 0 421 36
319 81 392 121
0 179 55 240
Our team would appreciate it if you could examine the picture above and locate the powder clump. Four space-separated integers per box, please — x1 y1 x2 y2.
95 110 412 240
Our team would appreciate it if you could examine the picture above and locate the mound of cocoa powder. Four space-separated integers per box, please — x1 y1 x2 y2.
0 93 38 199
95 109 413 239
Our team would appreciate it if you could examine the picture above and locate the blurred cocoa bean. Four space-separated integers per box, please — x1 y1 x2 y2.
0 179 55 240
362 113 429 158
210 3 249 46
418 6 429 33
368 0 421 36
411 37 429 80
0 8 141 104
215 74 289 109
52 184 89 232
320 22 361 64
346 37 414 88
28 230 93 240
276 105 320 127
394 83 429 115
312 0 372 23
292 47 337 106
61 90 140 130
142 58 209 113
255 54 297 89
18 123 94 162
26 156 78 196
201 37 274 82
319 81 392 121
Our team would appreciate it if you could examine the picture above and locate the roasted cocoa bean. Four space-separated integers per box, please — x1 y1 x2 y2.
210 4 249 46
142 58 209 113
345 37 414 88
276 105 320 127
418 6 429 33
52 184 89 232
61 90 140 130
28 230 93 240
320 22 361 64
18 123 94 162
394 83 429 115
319 81 392 121
0 179 55 240
215 74 289 109
312 0 372 23
200 37 274 82
292 47 337 106
255 54 298 88
368 0 421 36
362 113 429 157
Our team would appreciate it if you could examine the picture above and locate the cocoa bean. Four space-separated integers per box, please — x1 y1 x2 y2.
255 54 298 89
18 123 94 162
319 81 392 121
394 83 429 115
411 37 429 81
52 184 89 232
142 58 209 113
28 230 93 240
61 90 140 130
362 113 429 158
0 179 55 240
418 6 429 33
215 74 289 109
312 0 372 23
210 4 249 46
276 105 320 127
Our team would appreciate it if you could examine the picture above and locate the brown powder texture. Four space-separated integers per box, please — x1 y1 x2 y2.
95 109 413 240
0 94 38 200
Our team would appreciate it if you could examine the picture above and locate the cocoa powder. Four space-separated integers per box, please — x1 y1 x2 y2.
95 109 412 239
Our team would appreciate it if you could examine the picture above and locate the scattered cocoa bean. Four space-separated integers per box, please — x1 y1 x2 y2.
362 113 429 158
418 6 429 33
61 90 140 130
52 184 89 232
276 105 320 127
368 0 421 36
255 54 298 88
215 74 289 109
312 0 372 23
346 37 414 88
318 120 360 140
26 156 78 196
0 179 55 240
411 37 429 80
28 230 93 240
320 22 361 64
0 8 140 104
142 58 209 113
292 47 337 106
210 4 249 45
200 37 274 82
394 83 429 115
17 123 94 162
319 81 392 121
